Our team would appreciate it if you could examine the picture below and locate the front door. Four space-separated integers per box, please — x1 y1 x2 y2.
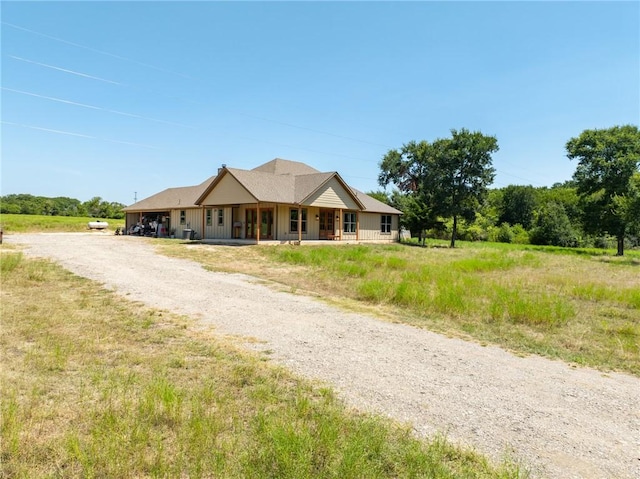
246 208 273 239
319 209 335 239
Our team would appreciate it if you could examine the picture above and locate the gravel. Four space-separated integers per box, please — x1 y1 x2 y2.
8 233 640 479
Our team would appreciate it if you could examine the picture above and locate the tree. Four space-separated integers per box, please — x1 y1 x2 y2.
83 196 103 217
365 190 392 205
529 202 579 247
431 129 499 247
539 183 581 227
380 129 498 247
498 185 538 230
379 140 441 239
613 171 640 240
567 125 640 255
392 191 441 242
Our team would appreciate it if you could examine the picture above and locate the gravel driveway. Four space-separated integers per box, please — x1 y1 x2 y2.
8 233 640 479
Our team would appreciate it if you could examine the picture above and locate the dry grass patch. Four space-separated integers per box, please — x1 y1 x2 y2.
1 251 525 478
156 241 640 376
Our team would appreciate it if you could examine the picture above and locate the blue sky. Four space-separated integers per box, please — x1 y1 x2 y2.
2 1 638 205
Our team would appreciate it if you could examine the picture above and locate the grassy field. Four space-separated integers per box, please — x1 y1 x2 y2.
1 248 525 478
158 240 640 376
0 213 125 233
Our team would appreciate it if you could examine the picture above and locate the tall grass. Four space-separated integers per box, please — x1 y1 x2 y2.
1 254 525 478
159 241 639 375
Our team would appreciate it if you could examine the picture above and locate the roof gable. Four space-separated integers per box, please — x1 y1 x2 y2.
192 160 401 215
198 171 258 205
297 173 364 210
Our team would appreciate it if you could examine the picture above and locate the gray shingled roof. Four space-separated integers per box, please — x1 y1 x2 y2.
220 169 365 208
350 188 402 215
293 173 336 203
225 168 296 203
123 176 215 211
126 159 402 216
252 158 320 176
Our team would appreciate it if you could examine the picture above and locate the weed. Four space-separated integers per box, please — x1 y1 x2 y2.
0 251 22 273
161 242 640 375
1 255 523 478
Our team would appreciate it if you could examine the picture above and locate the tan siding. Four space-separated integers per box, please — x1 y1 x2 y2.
125 213 140 231
203 207 232 239
307 207 320 239
356 212 399 242
170 207 203 238
306 178 359 209
276 205 293 241
234 206 246 239
275 205 321 241
201 174 256 205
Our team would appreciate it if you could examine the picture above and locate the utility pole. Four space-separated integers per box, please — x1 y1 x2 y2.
134 191 137 202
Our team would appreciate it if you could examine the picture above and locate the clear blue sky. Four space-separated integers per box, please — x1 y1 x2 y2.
2 1 638 205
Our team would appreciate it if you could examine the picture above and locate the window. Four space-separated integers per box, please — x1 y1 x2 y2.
290 208 307 233
206 209 212 226
343 212 357 233
381 215 392 234
217 208 224 226
180 210 186 225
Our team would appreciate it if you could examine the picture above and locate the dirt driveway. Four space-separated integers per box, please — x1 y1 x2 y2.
8 233 640 479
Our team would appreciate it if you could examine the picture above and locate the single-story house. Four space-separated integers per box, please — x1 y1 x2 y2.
123 158 402 243
122 176 216 238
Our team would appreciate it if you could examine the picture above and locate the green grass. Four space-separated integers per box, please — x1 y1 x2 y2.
265 244 639 374
157 240 639 376
0 251 525 478
0 213 124 232
403 236 640 261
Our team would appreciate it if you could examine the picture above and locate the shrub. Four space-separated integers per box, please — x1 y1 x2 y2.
511 224 530 244
494 223 514 244
530 202 579 247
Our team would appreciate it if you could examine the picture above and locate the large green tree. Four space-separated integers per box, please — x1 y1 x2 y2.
379 128 498 247
614 171 640 240
498 185 538 230
379 140 440 239
566 125 640 255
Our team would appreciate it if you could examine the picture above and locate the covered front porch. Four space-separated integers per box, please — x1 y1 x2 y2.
222 203 360 243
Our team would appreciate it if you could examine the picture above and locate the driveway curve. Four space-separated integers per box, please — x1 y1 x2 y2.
8 233 640 479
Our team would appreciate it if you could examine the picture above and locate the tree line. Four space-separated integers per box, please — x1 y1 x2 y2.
0 194 126 219
374 125 640 256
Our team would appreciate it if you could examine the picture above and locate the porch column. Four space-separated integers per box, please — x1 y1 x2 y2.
201 207 205 240
256 202 260 244
356 211 360 241
338 209 342 241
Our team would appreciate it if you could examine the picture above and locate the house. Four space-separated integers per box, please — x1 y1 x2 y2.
123 159 402 243
122 176 215 238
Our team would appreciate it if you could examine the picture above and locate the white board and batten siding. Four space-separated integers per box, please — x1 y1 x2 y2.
306 177 359 210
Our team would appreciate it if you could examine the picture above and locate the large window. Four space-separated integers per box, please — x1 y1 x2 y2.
180 210 186 225
217 208 224 226
343 212 357 233
290 208 307 233
381 215 392 233
206 209 212 226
